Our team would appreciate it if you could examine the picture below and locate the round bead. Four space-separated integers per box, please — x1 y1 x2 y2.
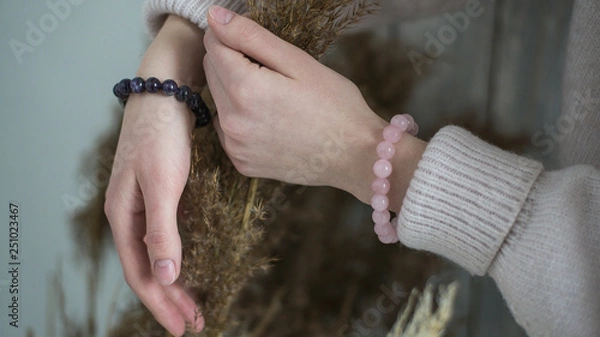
189 94 211 128
409 122 419 136
130 77 146 94
192 100 210 116
390 114 411 132
383 125 403 143
379 232 399 244
112 82 124 99
374 222 393 236
195 113 211 128
373 159 392 178
116 79 132 98
186 93 203 111
372 210 391 225
376 141 396 160
162 79 178 96
193 107 211 121
145 77 162 93
175 85 192 102
371 178 390 195
371 194 389 212
404 114 415 132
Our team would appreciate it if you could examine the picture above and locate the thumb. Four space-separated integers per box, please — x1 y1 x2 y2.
141 176 183 286
206 5 313 77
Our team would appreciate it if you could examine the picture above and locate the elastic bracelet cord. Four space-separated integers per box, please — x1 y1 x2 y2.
113 77 211 128
371 114 419 244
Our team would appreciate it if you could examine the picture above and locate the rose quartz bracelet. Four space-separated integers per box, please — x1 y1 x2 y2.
371 114 419 244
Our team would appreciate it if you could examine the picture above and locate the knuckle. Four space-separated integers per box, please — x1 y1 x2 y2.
143 230 172 250
232 160 256 178
203 29 212 48
103 188 118 223
103 200 113 223
220 115 249 140
218 114 236 136
234 162 250 176
226 145 246 161
239 21 264 44
203 54 210 71
230 77 256 105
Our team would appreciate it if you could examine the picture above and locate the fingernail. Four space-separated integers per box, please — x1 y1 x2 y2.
209 6 235 25
154 259 176 286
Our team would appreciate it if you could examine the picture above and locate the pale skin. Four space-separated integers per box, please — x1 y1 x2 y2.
104 6 426 336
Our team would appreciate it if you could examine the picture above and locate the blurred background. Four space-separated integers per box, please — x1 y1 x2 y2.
0 0 572 336
0 1 145 336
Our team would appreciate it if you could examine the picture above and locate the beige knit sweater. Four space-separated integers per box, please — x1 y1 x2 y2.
143 1 600 336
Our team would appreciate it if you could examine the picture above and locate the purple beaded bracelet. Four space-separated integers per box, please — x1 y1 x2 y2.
371 114 419 244
113 77 211 128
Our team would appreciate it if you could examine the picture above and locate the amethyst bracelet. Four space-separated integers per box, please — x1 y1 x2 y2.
113 77 211 128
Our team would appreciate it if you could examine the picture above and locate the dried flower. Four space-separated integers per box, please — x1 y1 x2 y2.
72 2 448 337
179 1 379 334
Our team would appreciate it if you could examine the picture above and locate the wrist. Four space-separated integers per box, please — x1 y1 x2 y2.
386 135 427 212
125 15 206 131
137 15 206 90
331 114 426 212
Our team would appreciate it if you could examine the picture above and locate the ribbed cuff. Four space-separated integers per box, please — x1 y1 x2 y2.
397 126 543 275
143 0 247 36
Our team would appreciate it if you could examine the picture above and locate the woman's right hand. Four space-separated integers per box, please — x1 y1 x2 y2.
104 15 205 336
203 6 426 209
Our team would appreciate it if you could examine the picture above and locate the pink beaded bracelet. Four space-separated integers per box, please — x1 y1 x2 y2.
371 114 419 244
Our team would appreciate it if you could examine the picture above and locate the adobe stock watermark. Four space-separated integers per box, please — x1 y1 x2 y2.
407 0 485 76
62 101 182 217
532 88 600 156
339 281 408 337
62 146 114 218
8 0 88 65
260 127 353 225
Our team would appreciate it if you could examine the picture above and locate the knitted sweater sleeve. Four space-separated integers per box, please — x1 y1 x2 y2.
398 126 600 337
143 0 246 35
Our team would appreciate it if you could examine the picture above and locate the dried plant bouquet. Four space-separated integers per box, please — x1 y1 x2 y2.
176 0 380 334
65 1 455 337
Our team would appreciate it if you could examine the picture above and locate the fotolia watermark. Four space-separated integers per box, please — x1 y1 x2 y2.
8 0 88 64
407 0 485 76
532 88 600 156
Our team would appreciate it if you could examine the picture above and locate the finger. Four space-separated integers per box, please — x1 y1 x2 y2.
212 115 234 158
105 177 188 336
206 5 314 78
204 27 258 85
119 220 187 336
213 115 226 145
165 282 205 332
204 39 290 125
203 52 235 117
137 164 185 287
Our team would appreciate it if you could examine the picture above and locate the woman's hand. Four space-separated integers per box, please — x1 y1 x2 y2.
204 6 426 208
104 15 205 336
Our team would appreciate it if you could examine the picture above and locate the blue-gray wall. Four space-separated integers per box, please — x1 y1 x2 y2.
0 1 146 336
